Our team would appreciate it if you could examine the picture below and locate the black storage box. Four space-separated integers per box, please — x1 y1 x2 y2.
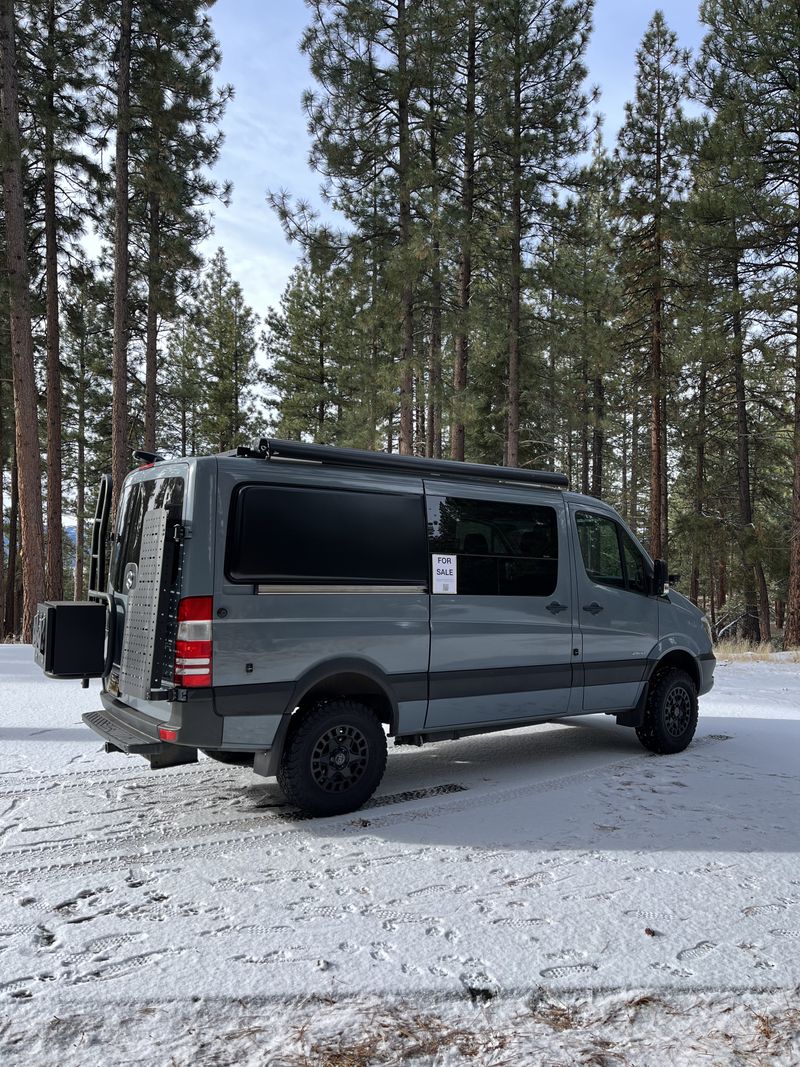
33 601 107 679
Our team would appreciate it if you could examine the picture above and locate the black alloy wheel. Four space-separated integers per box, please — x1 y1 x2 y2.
636 668 698 755
310 723 370 793
277 698 387 817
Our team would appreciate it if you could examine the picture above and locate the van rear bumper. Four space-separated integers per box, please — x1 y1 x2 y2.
84 709 164 754
96 688 224 749
83 705 198 769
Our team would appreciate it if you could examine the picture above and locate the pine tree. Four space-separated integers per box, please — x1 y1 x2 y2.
548 137 621 498
0 0 45 639
15 0 104 600
276 0 432 455
192 249 258 453
482 0 593 467
129 0 231 454
616 11 689 564
61 263 113 600
110 0 132 515
698 0 800 646
265 260 344 443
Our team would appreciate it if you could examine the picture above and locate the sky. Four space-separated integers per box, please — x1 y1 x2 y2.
201 0 706 321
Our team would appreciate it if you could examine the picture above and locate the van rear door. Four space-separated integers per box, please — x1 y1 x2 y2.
107 470 186 702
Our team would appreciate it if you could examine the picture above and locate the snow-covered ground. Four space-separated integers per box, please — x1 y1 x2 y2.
0 644 798 1064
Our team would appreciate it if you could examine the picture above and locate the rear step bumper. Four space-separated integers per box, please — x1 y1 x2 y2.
83 710 197 768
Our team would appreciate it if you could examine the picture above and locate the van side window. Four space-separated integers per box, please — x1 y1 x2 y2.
621 529 648 594
227 484 428 586
427 496 558 596
575 512 625 589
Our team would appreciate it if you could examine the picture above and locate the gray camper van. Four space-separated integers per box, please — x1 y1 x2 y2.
33 440 715 817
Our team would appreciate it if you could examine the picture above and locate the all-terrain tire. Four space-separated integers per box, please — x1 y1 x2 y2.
636 668 698 754
276 699 387 817
200 749 254 767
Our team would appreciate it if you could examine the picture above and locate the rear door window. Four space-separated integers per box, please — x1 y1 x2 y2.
227 484 428 586
110 476 185 591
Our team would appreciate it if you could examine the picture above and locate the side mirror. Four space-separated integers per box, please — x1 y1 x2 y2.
652 559 668 597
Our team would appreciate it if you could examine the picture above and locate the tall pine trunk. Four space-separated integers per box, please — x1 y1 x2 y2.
0 0 46 639
43 0 63 600
144 189 160 453
74 335 86 600
650 272 665 560
397 0 414 455
731 255 762 642
451 1 475 462
0 370 5 639
784 196 800 646
785 301 800 646
426 237 442 458
506 21 522 468
111 0 132 513
4 452 18 635
580 327 589 494
690 360 707 605
426 82 442 460
591 372 604 497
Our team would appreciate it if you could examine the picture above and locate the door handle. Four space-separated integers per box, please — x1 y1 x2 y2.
583 602 603 615
545 601 568 615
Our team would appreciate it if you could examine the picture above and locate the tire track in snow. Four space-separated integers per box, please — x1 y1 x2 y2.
1 736 733 888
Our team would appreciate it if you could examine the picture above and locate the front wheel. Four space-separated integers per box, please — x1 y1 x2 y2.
277 699 387 817
636 669 698 754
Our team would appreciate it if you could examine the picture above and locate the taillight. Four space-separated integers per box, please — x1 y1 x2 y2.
174 596 213 688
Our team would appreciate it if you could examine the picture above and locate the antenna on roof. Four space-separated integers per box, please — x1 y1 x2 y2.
133 449 165 465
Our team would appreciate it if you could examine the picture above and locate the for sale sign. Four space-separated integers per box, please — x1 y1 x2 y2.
432 554 457 594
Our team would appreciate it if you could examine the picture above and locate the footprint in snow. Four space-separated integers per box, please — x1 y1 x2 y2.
84 932 146 956
650 961 693 979
676 940 717 963
539 962 598 979
742 903 785 916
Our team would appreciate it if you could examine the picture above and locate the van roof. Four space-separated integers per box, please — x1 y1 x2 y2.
223 438 570 490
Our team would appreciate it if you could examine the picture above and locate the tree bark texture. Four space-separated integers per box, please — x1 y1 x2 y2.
111 0 132 514
0 0 46 639
144 189 160 453
591 373 604 497
731 261 762 643
451 0 475 462
397 0 414 455
4 447 19 635
506 21 522 468
43 0 63 600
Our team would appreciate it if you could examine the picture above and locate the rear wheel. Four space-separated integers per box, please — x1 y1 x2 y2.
636 669 698 754
277 699 387 817
200 749 254 767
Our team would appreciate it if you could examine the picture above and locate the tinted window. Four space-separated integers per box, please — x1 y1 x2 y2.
111 476 184 591
227 484 427 585
621 529 648 594
427 496 558 597
576 512 624 589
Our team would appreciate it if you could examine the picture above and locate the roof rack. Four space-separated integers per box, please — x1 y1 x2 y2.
235 438 569 489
